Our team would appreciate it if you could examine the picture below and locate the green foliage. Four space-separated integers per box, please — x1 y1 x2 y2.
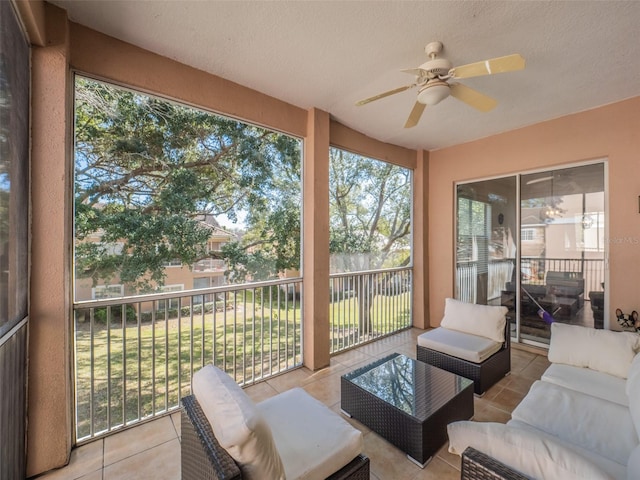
78 304 137 325
74 77 301 291
329 148 412 271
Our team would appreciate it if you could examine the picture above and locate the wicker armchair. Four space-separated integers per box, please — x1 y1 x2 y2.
461 447 528 480
417 320 511 396
181 394 370 480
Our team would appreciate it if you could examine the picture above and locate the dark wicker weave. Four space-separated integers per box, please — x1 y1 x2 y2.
416 321 511 396
180 395 370 480
341 354 474 466
461 447 529 480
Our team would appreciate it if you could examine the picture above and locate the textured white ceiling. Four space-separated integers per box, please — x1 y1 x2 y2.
51 0 640 151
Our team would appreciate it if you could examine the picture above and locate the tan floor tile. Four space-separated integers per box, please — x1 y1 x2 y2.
411 456 460 479
38 439 103 480
392 343 418 359
302 371 342 407
473 398 512 423
103 439 179 480
332 348 374 367
77 470 103 480
170 411 181 438
503 373 536 395
264 367 311 393
104 416 177 466
435 442 461 471
363 432 422 480
300 361 348 385
520 357 550 380
487 386 528 413
244 379 279 402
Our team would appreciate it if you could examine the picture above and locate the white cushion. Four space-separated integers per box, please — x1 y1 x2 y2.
417 327 502 363
511 380 638 466
440 298 507 343
507 420 627 480
625 353 640 438
627 444 640 480
191 365 285 480
548 323 639 378
447 421 613 480
258 388 362 480
541 363 629 406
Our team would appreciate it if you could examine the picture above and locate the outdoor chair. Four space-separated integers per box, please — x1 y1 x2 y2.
181 365 369 480
416 298 511 396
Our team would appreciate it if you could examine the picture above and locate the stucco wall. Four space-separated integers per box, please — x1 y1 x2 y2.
428 97 640 327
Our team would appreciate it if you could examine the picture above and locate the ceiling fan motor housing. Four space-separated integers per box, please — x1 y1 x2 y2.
418 58 453 78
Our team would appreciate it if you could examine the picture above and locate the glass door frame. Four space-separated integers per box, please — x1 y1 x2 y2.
454 158 609 348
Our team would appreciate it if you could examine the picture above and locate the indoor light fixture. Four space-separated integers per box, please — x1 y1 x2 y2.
581 214 594 230
416 81 450 106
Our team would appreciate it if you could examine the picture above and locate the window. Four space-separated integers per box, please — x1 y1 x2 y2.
0 2 29 337
521 228 535 241
73 76 302 300
328 148 412 273
92 284 124 300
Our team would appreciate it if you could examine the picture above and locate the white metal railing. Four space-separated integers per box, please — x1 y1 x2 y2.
329 267 412 354
73 278 302 443
193 258 226 272
457 258 605 303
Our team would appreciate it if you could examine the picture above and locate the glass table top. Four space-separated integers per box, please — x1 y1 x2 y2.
342 353 473 421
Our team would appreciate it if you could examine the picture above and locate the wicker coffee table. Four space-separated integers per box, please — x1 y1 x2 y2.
341 353 474 467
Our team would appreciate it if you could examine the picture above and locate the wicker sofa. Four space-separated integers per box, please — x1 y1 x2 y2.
448 323 640 480
417 298 511 395
181 365 369 480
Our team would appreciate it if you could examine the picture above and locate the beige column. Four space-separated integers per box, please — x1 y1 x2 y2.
302 108 331 370
28 4 73 476
412 149 430 329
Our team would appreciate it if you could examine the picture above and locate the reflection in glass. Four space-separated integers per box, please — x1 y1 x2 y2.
520 164 605 343
455 177 517 338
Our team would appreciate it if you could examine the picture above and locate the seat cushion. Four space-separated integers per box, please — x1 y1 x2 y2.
447 421 614 480
440 297 507 343
507 420 626 480
191 365 285 480
625 353 640 439
541 363 628 406
257 387 362 480
548 322 640 378
511 380 638 466
417 327 502 363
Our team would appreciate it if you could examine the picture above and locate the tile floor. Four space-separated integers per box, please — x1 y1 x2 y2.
36 328 549 480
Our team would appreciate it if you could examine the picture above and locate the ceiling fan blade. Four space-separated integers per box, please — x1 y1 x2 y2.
449 83 497 112
404 102 426 128
400 68 426 76
356 84 416 106
451 54 525 79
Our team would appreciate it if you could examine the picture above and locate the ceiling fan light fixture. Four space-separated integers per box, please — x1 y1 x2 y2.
417 82 450 106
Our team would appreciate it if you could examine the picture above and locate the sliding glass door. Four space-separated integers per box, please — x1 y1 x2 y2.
456 177 517 336
456 162 606 346
519 163 605 343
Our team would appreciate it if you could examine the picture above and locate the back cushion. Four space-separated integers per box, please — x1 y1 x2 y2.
191 365 285 480
548 323 639 379
625 353 640 438
440 298 507 343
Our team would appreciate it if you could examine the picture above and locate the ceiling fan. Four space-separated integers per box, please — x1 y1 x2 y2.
356 41 525 128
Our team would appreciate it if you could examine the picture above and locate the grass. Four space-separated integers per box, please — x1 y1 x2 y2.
74 291 411 440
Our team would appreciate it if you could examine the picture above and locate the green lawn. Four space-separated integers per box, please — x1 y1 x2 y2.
74 291 411 440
